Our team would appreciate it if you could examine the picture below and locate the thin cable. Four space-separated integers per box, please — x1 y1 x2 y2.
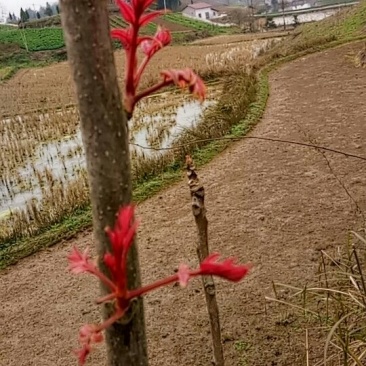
129 135 366 162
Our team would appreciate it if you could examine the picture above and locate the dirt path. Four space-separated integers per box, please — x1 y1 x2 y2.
1 42 366 366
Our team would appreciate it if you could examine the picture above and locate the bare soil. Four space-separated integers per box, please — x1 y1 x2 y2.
152 18 191 32
1 42 366 366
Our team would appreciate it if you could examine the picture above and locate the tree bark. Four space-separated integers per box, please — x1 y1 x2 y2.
60 1 148 365
185 156 225 366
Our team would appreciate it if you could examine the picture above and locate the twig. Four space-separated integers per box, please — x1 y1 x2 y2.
185 155 225 366
318 147 365 223
321 251 330 320
305 328 310 366
352 246 366 307
296 128 365 224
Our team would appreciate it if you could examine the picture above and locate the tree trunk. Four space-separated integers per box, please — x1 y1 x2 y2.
60 1 148 365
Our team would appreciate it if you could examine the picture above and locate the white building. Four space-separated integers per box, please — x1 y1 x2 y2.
182 2 219 20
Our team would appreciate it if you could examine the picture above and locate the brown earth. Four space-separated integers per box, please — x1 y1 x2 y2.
0 41 251 116
152 18 192 32
1 42 366 366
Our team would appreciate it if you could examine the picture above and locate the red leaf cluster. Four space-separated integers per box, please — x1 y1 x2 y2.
110 0 206 116
68 206 251 364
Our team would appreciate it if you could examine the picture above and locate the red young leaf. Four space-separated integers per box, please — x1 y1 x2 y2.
200 253 251 282
111 28 133 49
68 206 251 365
68 246 95 274
161 68 206 101
141 26 171 57
177 263 191 287
116 0 135 24
139 11 164 27
131 0 156 13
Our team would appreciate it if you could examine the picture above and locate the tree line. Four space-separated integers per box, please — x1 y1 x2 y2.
7 2 60 23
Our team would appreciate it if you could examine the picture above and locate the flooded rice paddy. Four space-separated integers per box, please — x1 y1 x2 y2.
0 87 220 218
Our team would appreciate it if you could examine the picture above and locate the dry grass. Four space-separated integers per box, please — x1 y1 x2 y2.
0 92 196 242
267 231 366 366
0 39 279 116
0 108 79 177
253 1 366 70
191 31 290 46
355 43 366 67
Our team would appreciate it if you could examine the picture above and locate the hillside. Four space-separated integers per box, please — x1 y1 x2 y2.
0 13 232 54
256 0 366 66
0 13 234 80
109 13 231 34
16 12 232 34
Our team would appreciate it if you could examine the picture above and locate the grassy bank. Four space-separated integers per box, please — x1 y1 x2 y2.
256 0 366 67
1 1 366 269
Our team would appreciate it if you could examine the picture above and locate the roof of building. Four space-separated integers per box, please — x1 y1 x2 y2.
185 2 216 9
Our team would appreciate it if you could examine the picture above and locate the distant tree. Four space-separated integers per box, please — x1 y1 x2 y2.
32 9 37 18
20 7 27 22
256 3 267 14
56 5 60 14
25 10 30 20
280 0 285 11
36 11 41 19
230 8 252 31
44 2 53 16
271 0 279 12
6 13 14 23
156 0 180 11
12 13 16 20
25 8 37 19
38 6 46 17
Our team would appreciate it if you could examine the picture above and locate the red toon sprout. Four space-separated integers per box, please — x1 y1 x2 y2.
68 205 251 364
110 0 206 117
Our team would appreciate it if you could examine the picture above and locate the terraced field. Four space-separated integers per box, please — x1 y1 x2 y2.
0 27 64 51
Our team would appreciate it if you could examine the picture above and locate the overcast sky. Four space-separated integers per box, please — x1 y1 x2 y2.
1 0 48 15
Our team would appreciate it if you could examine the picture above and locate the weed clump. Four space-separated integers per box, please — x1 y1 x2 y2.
267 231 366 365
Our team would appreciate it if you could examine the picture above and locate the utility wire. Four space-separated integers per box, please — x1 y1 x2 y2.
129 135 366 162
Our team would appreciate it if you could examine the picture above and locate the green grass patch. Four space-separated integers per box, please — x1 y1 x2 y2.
0 207 92 269
0 66 17 81
0 27 64 51
163 13 230 34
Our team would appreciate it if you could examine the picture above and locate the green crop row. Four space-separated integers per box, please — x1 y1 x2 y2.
109 15 157 34
109 15 129 28
0 12 230 54
0 15 157 53
0 27 64 51
162 13 228 33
